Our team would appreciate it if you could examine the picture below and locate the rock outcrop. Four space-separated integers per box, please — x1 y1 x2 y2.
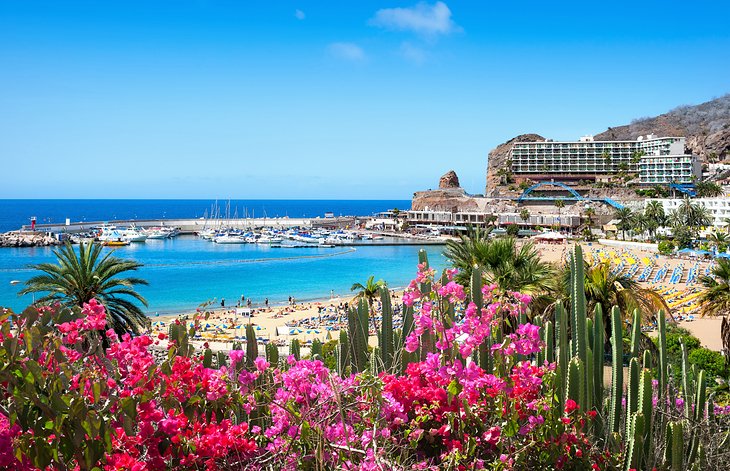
0 231 61 248
412 170 476 212
594 94 730 161
439 170 460 189
485 133 545 196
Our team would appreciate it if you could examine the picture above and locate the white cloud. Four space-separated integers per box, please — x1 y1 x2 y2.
400 42 427 65
295 9 305 20
327 42 366 62
369 2 460 37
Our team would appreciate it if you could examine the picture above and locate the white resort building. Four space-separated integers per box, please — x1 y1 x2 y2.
510 135 701 185
647 198 730 227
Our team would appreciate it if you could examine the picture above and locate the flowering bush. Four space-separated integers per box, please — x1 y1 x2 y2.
1 262 728 469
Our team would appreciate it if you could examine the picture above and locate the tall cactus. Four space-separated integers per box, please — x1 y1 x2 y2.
688 369 707 463
311 338 323 359
544 320 555 365
680 337 692 418
555 302 569 407
379 286 394 371
348 299 370 372
337 330 349 377
625 358 640 439
623 412 645 471
592 304 605 412
629 309 641 360
418 250 431 295
567 357 585 408
290 338 301 361
609 306 624 434
245 324 258 370
203 347 213 368
400 304 417 373
665 421 684 471
638 367 653 468
570 245 587 367
471 268 493 372
657 309 668 402
265 342 279 367
585 346 594 412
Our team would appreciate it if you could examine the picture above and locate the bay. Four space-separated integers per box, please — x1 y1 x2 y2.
0 236 447 315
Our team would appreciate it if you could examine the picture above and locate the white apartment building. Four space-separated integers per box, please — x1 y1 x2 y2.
406 210 581 230
646 198 730 227
510 135 700 185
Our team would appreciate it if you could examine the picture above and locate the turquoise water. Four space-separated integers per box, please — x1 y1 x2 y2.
0 236 447 314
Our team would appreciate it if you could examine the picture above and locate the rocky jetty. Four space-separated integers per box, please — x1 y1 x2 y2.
0 231 61 248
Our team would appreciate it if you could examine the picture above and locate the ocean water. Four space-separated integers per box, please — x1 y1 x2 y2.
0 199 412 233
0 236 447 315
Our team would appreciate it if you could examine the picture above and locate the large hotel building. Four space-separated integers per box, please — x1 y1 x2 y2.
509 135 701 185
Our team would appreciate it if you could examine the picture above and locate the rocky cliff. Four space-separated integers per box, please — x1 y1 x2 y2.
594 94 730 161
485 133 544 196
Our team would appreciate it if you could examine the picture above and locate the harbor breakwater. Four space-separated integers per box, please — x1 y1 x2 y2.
0 231 61 248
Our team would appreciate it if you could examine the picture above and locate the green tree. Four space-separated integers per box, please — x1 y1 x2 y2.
708 231 728 250
519 208 530 224
554 199 565 230
20 242 149 335
695 181 724 198
584 206 595 228
614 207 635 240
444 230 553 294
644 200 666 236
699 258 730 361
700 259 730 318
350 275 387 318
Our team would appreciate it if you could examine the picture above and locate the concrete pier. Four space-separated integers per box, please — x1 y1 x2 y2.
19 217 359 234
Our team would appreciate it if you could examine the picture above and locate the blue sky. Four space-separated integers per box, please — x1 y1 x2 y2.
1 1 729 199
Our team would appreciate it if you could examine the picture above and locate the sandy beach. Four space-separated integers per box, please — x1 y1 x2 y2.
149 239 726 353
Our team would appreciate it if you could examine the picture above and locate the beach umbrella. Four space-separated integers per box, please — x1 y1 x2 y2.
256 326 263 330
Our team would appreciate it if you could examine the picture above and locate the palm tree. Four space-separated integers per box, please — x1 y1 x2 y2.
708 231 728 250
519 208 530 225
614 207 635 240
699 259 730 361
676 197 712 233
555 199 565 230
695 181 724 198
20 242 149 335
584 207 595 228
644 201 666 236
632 213 649 240
444 230 554 294
350 275 386 313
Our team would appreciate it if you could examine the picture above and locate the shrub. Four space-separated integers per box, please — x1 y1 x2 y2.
689 347 730 380
658 240 675 255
